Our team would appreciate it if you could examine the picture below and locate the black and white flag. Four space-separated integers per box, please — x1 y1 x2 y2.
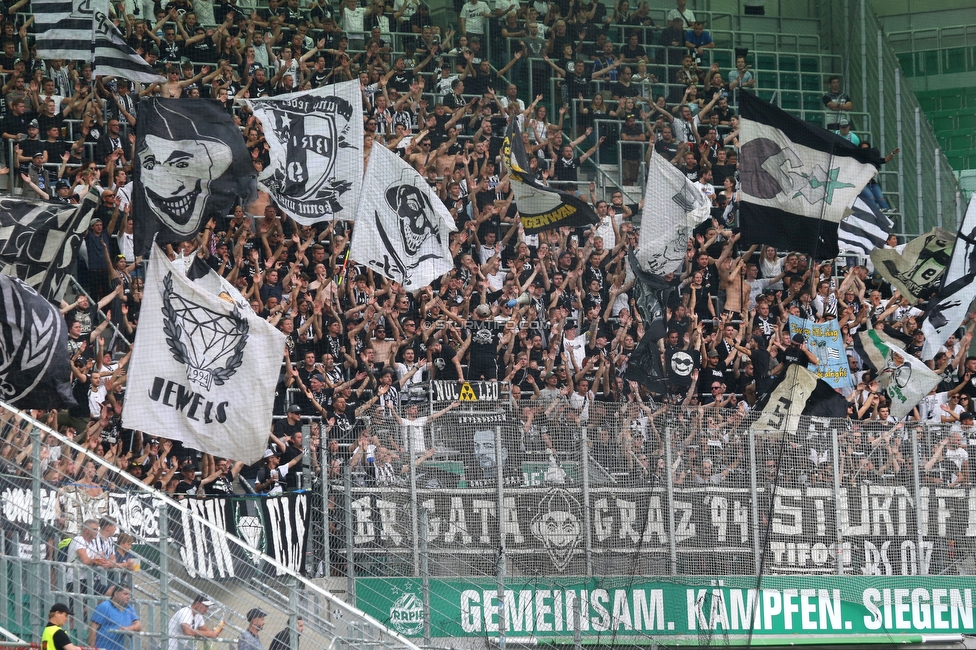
350 143 456 290
922 195 976 360
871 227 954 303
751 364 847 437
34 0 163 83
246 81 363 223
261 491 310 576
837 195 895 257
738 91 882 257
178 497 236 579
123 246 284 464
0 194 97 302
503 120 599 234
133 99 255 254
635 150 711 275
0 275 76 409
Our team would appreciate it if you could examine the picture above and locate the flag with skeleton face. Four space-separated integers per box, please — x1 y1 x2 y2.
132 99 255 255
350 144 456 290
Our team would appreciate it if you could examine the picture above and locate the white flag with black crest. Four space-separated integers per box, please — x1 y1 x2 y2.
123 246 285 464
350 144 456 290
245 80 363 223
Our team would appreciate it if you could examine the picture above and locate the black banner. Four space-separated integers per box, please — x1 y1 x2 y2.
348 484 976 576
261 491 310 576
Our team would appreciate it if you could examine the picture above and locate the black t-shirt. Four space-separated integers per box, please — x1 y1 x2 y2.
388 69 414 93
619 122 644 160
469 319 502 357
655 139 679 160
279 444 303 488
553 155 580 182
273 418 302 439
781 344 806 368
432 344 459 380
564 70 591 99
2 111 35 139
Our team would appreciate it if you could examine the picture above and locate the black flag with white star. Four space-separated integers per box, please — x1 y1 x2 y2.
738 91 883 257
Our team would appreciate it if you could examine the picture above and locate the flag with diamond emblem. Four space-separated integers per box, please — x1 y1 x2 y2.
738 91 883 257
123 246 285 464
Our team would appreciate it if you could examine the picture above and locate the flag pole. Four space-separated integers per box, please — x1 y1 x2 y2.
89 2 98 79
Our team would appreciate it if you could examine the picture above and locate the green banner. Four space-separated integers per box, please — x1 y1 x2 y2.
356 576 976 645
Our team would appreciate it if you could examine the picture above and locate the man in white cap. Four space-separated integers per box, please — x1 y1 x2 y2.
167 594 222 650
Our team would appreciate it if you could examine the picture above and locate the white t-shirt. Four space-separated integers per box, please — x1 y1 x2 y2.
459 1 490 34
168 606 206 650
65 535 97 585
89 384 107 418
666 7 695 27
401 415 428 455
343 6 366 34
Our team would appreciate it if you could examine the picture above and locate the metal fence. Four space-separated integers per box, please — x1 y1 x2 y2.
822 0 964 234
0 403 419 650
312 396 976 645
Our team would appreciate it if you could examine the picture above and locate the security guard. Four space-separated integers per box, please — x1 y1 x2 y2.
42 603 80 650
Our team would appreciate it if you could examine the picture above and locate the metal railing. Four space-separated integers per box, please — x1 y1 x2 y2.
0 402 420 650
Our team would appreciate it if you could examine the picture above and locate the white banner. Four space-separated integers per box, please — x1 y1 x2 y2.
246 80 363 223
350 144 456 290
922 195 976 360
123 246 285 464
635 150 710 276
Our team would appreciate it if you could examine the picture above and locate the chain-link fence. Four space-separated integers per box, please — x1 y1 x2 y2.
0 403 419 650
313 395 976 645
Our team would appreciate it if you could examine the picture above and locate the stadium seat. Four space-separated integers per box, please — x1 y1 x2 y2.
800 56 819 73
957 110 976 130
757 53 777 70
931 112 956 132
897 52 915 77
800 73 820 91
778 54 798 72
940 93 963 111
779 72 799 90
917 94 938 113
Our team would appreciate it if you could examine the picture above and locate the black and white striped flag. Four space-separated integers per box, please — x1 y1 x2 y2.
837 195 895 257
34 0 163 83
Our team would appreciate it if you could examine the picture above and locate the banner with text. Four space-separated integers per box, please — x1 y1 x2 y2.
357 575 975 643
348 484 974 576
787 316 852 388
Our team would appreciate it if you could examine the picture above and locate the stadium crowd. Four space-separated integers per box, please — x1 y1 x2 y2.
0 0 972 567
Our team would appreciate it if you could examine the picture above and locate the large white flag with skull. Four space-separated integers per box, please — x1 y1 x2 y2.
350 144 456 290
246 80 363 224
635 149 711 276
123 246 285 464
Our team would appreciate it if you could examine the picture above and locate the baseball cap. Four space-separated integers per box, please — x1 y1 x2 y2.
31 150 44 158
50 603 73 615
264 449 278 458
838 117 850 127
90 218 102 225
474 304 491 317
707 349 719 358
287 404 301 414
193 594 214 606
792 333 805 344
310 373 326 383
28 119 38 128
56 180 70 189
962 412 975 421
247 608 267 621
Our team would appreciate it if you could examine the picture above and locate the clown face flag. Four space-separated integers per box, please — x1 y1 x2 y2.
855 328 940 420
350 143 456 290
0 275 75 409
123 246 285 464
738 91 882 258
133 99 255 255
246 80 363 223
635 149 711 275
0 193 97 302
503 120 599 234
922 195 976 360
871 227 954 303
